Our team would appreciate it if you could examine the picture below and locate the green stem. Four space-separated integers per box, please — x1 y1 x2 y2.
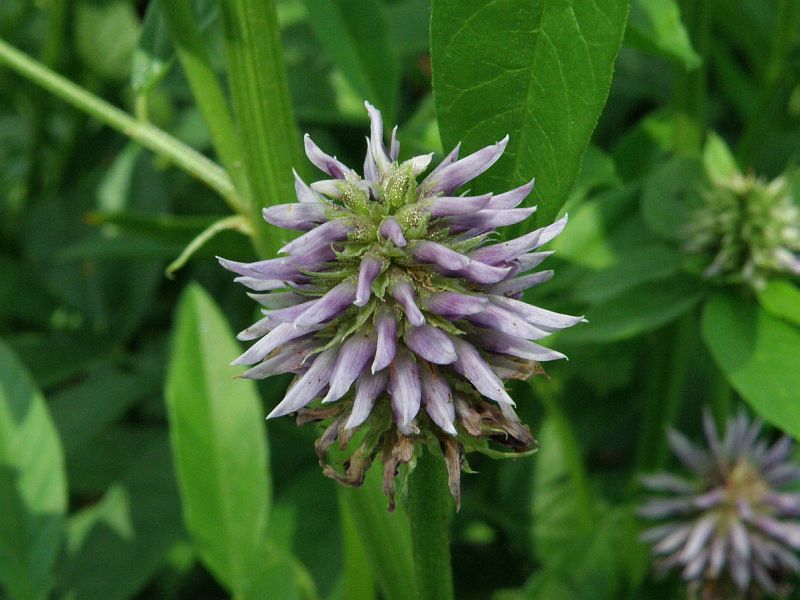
0 37 239 209
407 444 454 600
708 364 732 429
218 0 304 258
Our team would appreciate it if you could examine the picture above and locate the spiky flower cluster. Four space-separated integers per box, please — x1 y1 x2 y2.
219 101 582 506
640 411 800 599
684 171 800 289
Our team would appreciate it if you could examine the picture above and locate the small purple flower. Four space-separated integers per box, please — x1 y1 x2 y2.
639 410 800 598
219 101 582 507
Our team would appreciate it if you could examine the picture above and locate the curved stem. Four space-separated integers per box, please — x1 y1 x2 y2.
0 37 240 209
407 444 454 600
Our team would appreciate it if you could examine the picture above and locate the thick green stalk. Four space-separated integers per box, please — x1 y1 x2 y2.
217 0 304 258
0 37 238 208
158 0 249 203
407 444 454 600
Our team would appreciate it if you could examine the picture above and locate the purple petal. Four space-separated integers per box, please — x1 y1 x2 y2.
650 524 692 553
754 516 800 548
237 314 276 341
364 138 379 182
239 338 319 379
279 219 351 255
218 256 302 280
247 290 306 309
490 296 584 331
404 153 434 176
372 307 398 373
365 101 391 173
293 169 324 203
323 331 376 403
355 256 383 307
391 280 425 326
679 516 717 562
404 324 457 364
456 260 512 284
232 321 322 365
487 179 535 210
262 299 319 324
389 349 421 433
267 347 338 418
379 217 407 247
426 193 492 217
262 203 328 231
304 134 353 179
422 292 488 319
442 207 536 233
450 337 513 405
389 126 399 162
668 429 711 474
421 136 508 194
640 473 696 495
426 143 460 179
513 251 554 273
487 271 554 296
233 277 287 291
346 371 388 429
294 280 357 327
412 241 470 269
469 215 568 265
469 328 566 361
420 362 456 435
466 304 549 340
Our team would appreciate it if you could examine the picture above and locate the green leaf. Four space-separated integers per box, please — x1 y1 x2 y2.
166 283 272 598
757 279 800 327
74 0 141 81
337 464 418 600
336 488 377 600
303 0 399 120
560 276 704 344
626 0 701 70
702 294 800 440
640 156 704 241
430 0 629 226
132 0 175 93
702 132 739 183
0 339 67 600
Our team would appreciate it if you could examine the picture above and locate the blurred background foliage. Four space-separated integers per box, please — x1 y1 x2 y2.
0 0 799 599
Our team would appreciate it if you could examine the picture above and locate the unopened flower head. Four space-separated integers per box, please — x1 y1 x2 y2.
683 171 800 289
639 410 800 599
219 101 582 507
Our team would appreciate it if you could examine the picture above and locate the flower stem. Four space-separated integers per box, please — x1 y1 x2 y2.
407 444 454 600
0 37 239 209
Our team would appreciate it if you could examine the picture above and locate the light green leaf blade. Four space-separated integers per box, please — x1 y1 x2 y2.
702 294 800 440
430 0 628 226
627 0 700 70
303 0 399 120
0 339 67 600
166 283 272 598
757 279 800 327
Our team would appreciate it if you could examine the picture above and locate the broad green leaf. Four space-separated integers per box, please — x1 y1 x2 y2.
57 437 185 600
702 294 800 440
336 491 376 600
702 132 738 183
641 156 704 241
431 0 628 226
0 339 67 600
166 283 272 598
560 276 704 344
626 0 700 70
386 0 431 57
74 0 141 81
757 279 800 327
337 464 418 600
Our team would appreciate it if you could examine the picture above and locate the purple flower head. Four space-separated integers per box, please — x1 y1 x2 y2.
639 409 800 599
219 101 582 508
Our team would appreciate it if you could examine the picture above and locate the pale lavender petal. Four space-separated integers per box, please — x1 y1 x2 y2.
730 520 751 559
412 241 470 269
422 292 488 319
754 517 800 548
293 169 324 203
404 324 457 365
365 101 391 173
469 215 568 264
426 143 460 179
262 204 328 231
234 277 286 291
490 296 585 331
764 493 800 516
389 126 399 162
346 371 388 429
233 321 322 366
426 193 492 217
363 138 379 182
456 260 512 284
679 516 717 562
372 307 398 373
651 524 692 554
323 331 376 403
639 497 694 519
389 349 421 433
421 136 508 194
355 256 383 307
237 314 276 341
668 429 711 474
466 304 549 340
391 280 425 326
279 219 351 255
379 217 407 247
487 271 554 296
304 134 353 179
443 207 536 232
450 337 513 405
294 280 357 327
420 363 456 435
264 299 319 323
470 328 566 361
218 256 302 280
512 251 554 272
404 153 434 176
640 473 697 495
310 179 344 198
487 179 535 210
267 347 338 418
239 338 319 379
708 534 727 577
247 291 306 309
762 436 794 471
